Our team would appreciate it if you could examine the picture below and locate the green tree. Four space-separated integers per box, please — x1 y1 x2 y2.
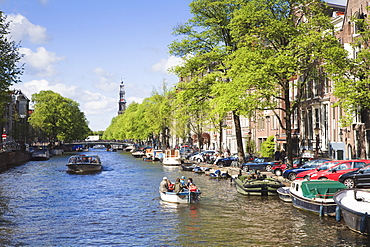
169 0 246 156
226 0 347 164
260 135 275 158
0 12 23 123
331 9 370 126
29 90 90 143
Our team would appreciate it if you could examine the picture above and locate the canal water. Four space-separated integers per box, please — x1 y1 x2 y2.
0 149 368 246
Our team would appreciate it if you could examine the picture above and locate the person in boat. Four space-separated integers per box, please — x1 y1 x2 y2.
187 178 198 192
180 176 186 186
167 179 174 192
159 177 169 192
173 178 184 194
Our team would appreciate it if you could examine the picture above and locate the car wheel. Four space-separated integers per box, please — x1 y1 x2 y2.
197 158 202 163
303 175 310 180
218 161 225 167
343 178 355 188
275 169 282 176
265 165 272 172
243 166 249 172
288 172 297 181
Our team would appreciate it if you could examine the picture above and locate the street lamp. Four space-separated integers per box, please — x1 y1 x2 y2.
314 127 320 158
339 129 343 142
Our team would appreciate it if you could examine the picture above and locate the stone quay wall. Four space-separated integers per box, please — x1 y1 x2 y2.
0 150 31 171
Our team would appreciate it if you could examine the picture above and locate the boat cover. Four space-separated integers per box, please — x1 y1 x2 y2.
301 180 347 199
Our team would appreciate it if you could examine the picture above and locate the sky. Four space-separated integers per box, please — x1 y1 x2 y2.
0 0 346 131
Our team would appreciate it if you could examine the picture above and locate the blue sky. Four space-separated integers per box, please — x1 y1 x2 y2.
1 0 346 131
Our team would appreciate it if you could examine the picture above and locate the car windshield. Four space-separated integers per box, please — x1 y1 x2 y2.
317 162 338 171
292 159 301 165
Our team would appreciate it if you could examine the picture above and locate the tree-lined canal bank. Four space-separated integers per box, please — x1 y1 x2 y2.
0 150 367 246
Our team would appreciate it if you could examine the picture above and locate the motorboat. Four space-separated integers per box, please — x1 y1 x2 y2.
181 163 198 171
159 190 201 204
209 169 231 178
143 149 163 161
30 147 50 161
234 173 284 196
334 189 370 235
131 149 146 158
162 149 182 166
290 180 346 217
92 144 105 149
66 154 102 173
277 187 292 202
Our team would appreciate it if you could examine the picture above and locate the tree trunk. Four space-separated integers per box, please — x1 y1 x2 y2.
233 111 246 164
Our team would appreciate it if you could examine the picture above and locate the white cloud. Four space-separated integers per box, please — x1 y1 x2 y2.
20 47 64 76
151 56 183 74
14 79 118 130
92 67 118 92
7 14 49 44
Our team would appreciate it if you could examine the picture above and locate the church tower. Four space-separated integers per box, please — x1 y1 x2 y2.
118 80 126 115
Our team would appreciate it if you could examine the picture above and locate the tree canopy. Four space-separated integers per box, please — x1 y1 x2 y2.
0 12 23 123
29 90 91 142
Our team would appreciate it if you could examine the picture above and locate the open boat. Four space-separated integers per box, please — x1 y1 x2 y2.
234 173 284 196
209 169 231 179
66 154 102 173
334 189 370 235
290 180 346 216
159 190 201 204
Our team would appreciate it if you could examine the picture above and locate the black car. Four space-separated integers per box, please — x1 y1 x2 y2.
339 164 370 188
241 157 281 172
215 153 238 167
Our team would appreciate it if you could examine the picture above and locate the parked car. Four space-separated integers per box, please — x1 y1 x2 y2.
308 160 370 181
192 150 216 163
338 164 370 188
241 157 281 172
282 159 331 181
295 160 342 180
271 157 313 176
215 153 238 167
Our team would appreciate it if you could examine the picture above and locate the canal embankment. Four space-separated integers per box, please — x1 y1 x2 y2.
0 150 31 171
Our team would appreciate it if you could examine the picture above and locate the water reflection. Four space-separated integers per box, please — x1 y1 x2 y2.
0 151 367 246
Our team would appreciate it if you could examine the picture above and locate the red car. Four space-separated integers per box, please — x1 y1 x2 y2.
295 160 342 180
271 157 313 176
308 160 370 181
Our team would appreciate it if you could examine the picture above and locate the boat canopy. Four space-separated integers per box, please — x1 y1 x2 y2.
300 180 347 199
68 155 100 164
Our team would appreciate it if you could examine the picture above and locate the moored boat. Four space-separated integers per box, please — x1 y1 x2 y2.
334 189 370 235
181 163 198 171
209 169 231 179
290 180 346 216
162 149 182 166
30 147 50 161
159 190 201 204
277 187 292 202
66 154 102 173
234 173 284 196
132 149 145 158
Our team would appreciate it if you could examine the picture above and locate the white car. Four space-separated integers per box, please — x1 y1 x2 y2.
192 150 216 163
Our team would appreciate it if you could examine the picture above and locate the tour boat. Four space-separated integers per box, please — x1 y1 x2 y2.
334 189 370 235
159 190 201 204
66 154 102 173
290 180 346 217
234 173 284 196
30 147 50 161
